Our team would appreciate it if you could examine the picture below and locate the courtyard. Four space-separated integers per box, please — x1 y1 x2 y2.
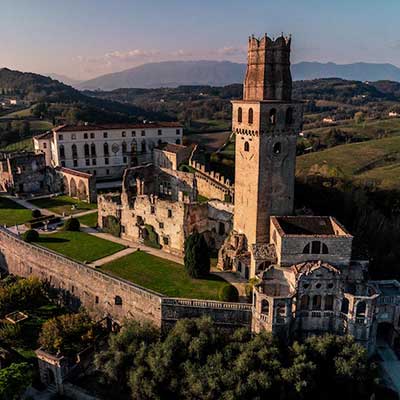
0 196 32 227
37 231 125 263
30 195 97 216
100 250 232 300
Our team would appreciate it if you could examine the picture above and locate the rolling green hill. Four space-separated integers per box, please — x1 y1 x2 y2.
296 136 400 189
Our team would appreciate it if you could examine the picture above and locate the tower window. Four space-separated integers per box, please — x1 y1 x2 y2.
248 108 253 124
269 109 277 125
273 142 281 154
176 139 181 145
244 141 250 152
286 107 294 125
238 107 243 123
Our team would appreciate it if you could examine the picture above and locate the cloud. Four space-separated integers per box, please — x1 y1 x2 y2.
104 49 161 61
217 46 247 56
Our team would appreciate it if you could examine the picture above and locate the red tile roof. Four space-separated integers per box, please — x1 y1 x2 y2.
53 122 182 133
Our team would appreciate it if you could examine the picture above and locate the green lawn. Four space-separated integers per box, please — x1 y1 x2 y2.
0 196 32 226
100 251 232 300
30 195 97 216
77 211 98 228
0 138 34 152
37 231 125 263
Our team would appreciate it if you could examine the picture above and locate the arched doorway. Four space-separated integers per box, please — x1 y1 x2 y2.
70 178 77 198
77 180 87 201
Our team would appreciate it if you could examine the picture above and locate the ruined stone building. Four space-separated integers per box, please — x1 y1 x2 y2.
98 164 233 255
33 122 183 180
216 34 400 353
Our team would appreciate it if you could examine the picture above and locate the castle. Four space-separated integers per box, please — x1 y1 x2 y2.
0 33 400 357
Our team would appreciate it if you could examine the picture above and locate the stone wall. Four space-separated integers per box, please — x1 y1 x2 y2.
0 227 251 331
189 159 234 202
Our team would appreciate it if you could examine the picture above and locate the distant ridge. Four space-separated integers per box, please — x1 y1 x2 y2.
76 60 400 90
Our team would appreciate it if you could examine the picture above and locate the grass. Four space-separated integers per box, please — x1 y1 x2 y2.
77 211 98 228
0 137 34 152
37 230 125 263
30 195 97 216
0 196 32 226
100 251 231 300
0 107 34 118
296 135 400 184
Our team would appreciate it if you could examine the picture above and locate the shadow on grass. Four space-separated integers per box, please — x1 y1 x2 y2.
36 237 69 244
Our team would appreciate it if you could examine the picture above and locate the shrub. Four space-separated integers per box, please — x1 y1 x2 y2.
184 232 210 278
0 322 21 345
63 217 80 231
22 229 39 243
219 285 239 302
143 225 161 249
103 215 121 237
31 209 41 219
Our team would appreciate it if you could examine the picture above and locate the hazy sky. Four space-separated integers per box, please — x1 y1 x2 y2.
2 0 400 80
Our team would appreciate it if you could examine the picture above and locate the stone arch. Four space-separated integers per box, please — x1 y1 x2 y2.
325 295 334 311
261 299 269 315
300 294 309 310
70 178 77 198
62 176 69 195
77 180 87 201
312 295 321 310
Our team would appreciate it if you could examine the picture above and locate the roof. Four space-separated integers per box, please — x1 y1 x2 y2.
34 130 53 140
158 143 188 154
57 167 93 178
53 122 182 133
272 216 351 236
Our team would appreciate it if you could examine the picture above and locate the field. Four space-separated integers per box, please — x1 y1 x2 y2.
0 107 34 118
0 196 32 226
0 137 34 152
296 135 400 189
30 195 97 216
37 230 125 263
77 211 98 228
100 250 231 300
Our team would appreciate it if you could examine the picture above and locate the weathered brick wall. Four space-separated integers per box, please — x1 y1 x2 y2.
0 228 252 331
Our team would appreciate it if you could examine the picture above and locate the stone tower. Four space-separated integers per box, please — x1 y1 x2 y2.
230 34 303 276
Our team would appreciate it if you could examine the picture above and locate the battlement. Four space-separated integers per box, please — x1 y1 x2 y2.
248 33 291 50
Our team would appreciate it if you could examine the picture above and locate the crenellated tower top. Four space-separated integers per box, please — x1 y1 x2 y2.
244 33 292 102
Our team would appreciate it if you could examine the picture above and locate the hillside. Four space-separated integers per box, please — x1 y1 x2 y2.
0 68 168 124
77 60 400 90
296 136 400 190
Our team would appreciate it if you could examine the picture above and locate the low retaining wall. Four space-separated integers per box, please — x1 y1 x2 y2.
0 227 252 331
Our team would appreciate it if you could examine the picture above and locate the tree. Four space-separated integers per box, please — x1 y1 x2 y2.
63 217 80 231
0 362 32 400
354 111 365 124
39 312 95 355
184 232 210 278
218 284 239 302
31 209 42 219
23 229 39 243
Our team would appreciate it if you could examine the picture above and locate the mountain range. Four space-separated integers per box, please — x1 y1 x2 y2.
74 61 400 91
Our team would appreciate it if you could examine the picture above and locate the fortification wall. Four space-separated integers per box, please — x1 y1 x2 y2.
0 228 252 331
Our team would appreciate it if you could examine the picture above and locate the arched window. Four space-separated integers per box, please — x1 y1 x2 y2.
141 141 146 153
261 299 269 315
312 295 321 310
84 143 90 157
244 141 250 152
322 243 329 254
71 144 78 158
90 143 96 157
341 298 349 314
238 107 243 123
104 142 109 156
131 140 137 154
269 109 277 125
122 141 127 154
276 304 286 323
325 295 334 311
176 139 181 145
302 243 310 254
286 107 293 125
115 295 122 306
60 145 65 159
300 295 309 310
273 142 281 154
311 241 321 254
356 301 366 317
248 108 254 124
